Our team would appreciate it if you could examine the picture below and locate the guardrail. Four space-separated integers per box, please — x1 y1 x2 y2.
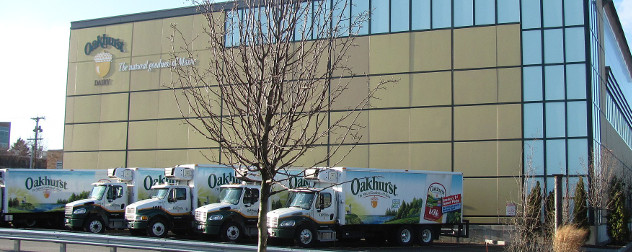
0 228 298 252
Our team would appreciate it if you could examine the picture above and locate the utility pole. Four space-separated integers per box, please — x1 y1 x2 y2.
28 116 45 169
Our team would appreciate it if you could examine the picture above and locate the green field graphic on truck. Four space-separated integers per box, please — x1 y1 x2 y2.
343 171 463 225
5 170 106 213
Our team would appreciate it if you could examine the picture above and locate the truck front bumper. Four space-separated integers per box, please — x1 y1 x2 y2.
195 221 221 235
65 217 85 229
268 227 295 239
127 220 148 230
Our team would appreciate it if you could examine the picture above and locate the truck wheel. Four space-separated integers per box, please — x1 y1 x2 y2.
220 221 243 242
418 226 434 245
147 219 169 238
394 226 414 246
21 219 37 228
85 217 105 234
295 225 317 247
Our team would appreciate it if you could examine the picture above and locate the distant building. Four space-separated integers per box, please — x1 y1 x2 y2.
0 122 10 151
46 150 63 169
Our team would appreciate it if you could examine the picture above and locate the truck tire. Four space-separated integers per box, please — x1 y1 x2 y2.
85 217 105 234
147 218 169 238
394 226 414 246
220 221 243 242
14 219 38 228
418 226 434 245
294 225 317 247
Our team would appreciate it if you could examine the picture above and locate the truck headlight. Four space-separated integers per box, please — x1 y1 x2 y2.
208 214 223 221
72 208 87 215
280 220 295 227
136 215 148 221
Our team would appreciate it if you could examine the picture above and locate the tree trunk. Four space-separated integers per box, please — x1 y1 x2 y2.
257 181 271 252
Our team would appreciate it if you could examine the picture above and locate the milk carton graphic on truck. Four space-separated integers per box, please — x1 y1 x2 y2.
267 167 466 247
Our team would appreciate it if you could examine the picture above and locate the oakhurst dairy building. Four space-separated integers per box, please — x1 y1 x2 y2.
65 0 632 231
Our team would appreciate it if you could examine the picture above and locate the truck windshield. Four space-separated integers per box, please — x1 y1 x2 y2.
150 188 170 199
219 188 242 205
89 185 107 200
289 192 314 210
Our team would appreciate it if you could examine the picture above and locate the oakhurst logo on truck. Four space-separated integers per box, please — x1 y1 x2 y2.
350 177 398 196
289 176 311 189
25 176 68 191
207 173 238 189
143 175 174 190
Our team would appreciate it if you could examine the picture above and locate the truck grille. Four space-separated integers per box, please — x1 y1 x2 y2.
267 216 278 228
195 210 207 222
65 205 73 215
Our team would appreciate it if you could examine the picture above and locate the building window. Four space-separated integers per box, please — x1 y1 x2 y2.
522 0 541 29
432 0 451 29
523 30 543 65
544 29 564 64
546 102 566 138
565 27 586 62
352 0 369 35
474 0 495 25
545 65 565 101
566 63 587 99
564 0 585 26
454 0 474 27
524 103 544 139
524 66 543 101
370 0 389 33
296 2 313 40
497 0 519 23
412 0 430 30
391 0 410 32
546 139 567 175
567 101 588 137
543 0 563 27
333 0 351 36
524 140 545 175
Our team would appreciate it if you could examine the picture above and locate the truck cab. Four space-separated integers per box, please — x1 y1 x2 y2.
267 187 338 246
194 184 261 241
125 184 192 237
65 180 128 233
125 166 193 237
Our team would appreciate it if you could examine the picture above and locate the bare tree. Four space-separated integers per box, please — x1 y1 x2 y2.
506 144 553 252
170 0 387 250
587 146 621 226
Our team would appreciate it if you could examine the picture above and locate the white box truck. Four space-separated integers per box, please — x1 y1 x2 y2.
125 164 237 237
194 168 312 242
267 167 466 247
64 167 165 233
0 168 108 228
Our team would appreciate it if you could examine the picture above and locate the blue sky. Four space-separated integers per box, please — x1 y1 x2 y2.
0 0 631 151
